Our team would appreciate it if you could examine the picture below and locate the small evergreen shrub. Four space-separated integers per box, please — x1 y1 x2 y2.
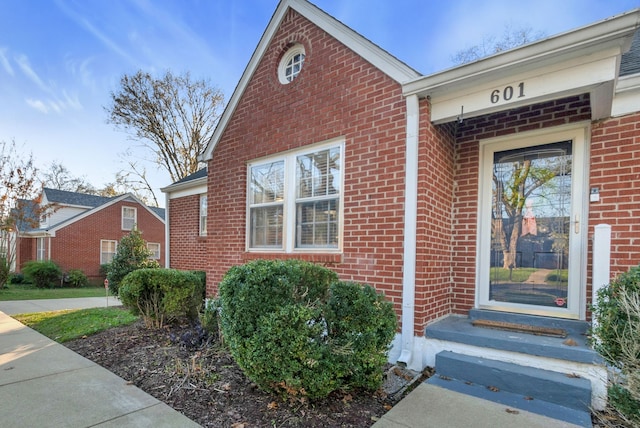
22 260 62 288
218 259 397 399
106 228 159 295
65 269 88 288
9 272 25 285
119 268 205 328
592 265 640 423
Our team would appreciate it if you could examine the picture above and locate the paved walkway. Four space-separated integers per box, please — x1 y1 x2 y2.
0 298 200 427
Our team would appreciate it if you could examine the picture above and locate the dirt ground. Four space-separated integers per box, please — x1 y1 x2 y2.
65 314 425 427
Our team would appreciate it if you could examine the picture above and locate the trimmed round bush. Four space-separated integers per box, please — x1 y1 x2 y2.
119 268 205 327
22 260 62 288
65 269 88 288
218 259 397 399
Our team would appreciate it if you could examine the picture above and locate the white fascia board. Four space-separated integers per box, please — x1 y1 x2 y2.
430 54 619 124
612 74 640 117
403 8 640 99
160 177 207 197
200 0 420 162
164 181 207 200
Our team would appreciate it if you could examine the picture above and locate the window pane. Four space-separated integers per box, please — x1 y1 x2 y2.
250 205 283 248
297 147 340 198
251 161 284 204
200 195 208 236
296 199 339 248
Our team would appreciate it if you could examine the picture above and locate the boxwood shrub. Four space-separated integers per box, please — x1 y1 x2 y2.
22 260 62 288
119 268 205 327
591 265 640 423
218 259 397 399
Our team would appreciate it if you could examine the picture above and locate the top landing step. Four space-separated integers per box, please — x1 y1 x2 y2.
425 310 602 365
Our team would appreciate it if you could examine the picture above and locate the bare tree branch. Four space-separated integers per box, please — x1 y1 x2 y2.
106 70 224 184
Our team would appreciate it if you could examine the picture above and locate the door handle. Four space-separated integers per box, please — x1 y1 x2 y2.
573 214 580 234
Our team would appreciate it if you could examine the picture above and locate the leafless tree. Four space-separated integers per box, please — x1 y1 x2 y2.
41 161 97 194
452 23 546 65
106 70 224 185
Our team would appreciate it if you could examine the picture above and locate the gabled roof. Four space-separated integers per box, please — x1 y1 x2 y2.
620 29 640 76
160 168 207 195
43 187 112 208
26 190 165 236
200 0 420 162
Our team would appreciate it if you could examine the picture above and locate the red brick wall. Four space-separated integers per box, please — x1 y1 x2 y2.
205 10 407 316
450 94 592 315
589 112 640 285
413 100 455 333
46 200 164 283
168 194 208 272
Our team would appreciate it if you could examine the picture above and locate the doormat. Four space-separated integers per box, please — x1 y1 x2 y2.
471 319 568 338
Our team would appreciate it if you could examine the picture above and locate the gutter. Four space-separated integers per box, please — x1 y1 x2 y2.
397 94 419 366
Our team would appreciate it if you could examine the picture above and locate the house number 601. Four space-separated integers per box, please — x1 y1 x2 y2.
490 83 525 104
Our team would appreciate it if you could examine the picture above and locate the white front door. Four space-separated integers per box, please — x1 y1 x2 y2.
477 125 589 319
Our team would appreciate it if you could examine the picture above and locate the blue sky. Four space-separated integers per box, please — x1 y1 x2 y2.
0 0 637 206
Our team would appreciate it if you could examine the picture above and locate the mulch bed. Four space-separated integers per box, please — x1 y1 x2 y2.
65 314 423 427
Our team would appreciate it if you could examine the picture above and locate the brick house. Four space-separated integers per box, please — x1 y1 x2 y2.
162 0 640 418
16 188 165 284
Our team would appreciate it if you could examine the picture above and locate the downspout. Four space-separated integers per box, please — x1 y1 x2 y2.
397 94 419 366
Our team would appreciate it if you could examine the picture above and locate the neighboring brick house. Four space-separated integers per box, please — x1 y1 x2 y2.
163 0 640 416
16 188 165 284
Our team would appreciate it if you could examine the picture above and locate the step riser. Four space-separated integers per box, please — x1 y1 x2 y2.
435 351 592 412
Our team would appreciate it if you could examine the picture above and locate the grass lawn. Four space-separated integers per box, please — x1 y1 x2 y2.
14 307 138 343
0 284 108 301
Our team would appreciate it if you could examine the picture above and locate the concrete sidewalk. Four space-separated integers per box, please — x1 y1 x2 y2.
0 299 200 427
0 296 121 315
372 382 583 428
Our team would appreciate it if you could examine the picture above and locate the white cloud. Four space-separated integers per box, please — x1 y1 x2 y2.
25 98 49 114
0 48 14 76
15 54 51 93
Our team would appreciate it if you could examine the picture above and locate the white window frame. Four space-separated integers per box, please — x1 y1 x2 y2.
147 242 161 260
36 237 46 261
247 139 344 253
100 240 118 265
122 206 137 231
199 195 207 236
278 44 305 84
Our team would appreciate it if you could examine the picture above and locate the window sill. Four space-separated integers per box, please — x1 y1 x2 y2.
242 252 342 265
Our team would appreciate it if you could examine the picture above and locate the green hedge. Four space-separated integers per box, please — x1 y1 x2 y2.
22 260 62 288
119 268 205 327
218 259 397 399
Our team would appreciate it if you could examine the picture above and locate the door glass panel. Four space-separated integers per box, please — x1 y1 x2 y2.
490 141 571 308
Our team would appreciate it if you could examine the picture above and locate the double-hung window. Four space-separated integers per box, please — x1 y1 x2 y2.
147 243 161 260
101 240 117 264
122 207 136 230
248 141 343 252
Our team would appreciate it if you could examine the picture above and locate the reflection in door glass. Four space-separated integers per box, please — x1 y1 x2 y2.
490 141 572 308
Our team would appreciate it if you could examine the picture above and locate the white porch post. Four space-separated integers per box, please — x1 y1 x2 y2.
592 224 611 327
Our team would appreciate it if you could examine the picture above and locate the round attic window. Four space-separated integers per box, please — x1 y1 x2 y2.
278 44 305 84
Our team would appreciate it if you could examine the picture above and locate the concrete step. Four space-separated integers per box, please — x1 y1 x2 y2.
429 351 593 427
425 314 601 364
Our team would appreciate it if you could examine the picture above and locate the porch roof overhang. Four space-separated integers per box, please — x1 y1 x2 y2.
403 9 640 125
